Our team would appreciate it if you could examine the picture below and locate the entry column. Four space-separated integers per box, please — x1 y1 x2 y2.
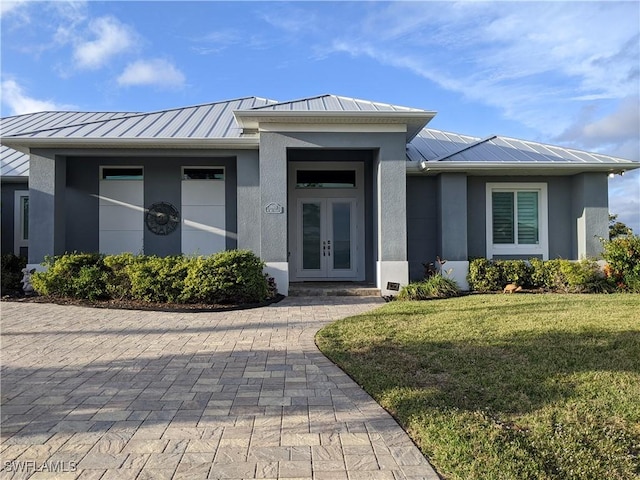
28 150 66 267
259 132 290 295
376 141 409 296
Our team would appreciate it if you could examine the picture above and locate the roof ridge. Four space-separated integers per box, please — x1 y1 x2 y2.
249 93 426 112
249 94 329 110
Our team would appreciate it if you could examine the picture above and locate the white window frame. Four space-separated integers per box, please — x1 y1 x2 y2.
486 182 548 260
14 190 29 256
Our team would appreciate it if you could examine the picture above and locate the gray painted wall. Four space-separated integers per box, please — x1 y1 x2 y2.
236 151 260 255
30 150 238 263
1 180 29 256
406 176 437 281
437 173 468 261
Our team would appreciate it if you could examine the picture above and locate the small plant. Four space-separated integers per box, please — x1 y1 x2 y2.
398 271 460 300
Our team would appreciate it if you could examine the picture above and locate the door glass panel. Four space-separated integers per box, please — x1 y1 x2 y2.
302 202 321 270
332 202 351 270
21 196 29 240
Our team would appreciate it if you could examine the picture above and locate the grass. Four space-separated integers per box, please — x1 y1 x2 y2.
316 294 640 480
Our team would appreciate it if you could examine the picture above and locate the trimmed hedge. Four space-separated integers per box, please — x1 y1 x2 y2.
31 250 275 304
467 257 615 293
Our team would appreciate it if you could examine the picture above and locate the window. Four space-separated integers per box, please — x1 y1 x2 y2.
296 170 356 188
486 183 548 259
101 167 143 180
182 167 224 180
14 190 29 255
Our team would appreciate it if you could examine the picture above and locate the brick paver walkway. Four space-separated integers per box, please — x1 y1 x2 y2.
1 298 439 479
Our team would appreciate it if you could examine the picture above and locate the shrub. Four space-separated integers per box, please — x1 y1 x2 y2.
1 254 27 295
181 250 269 304
31 253 109 299
501 260 533 288
601 235 640 292
102 252 136 299
529 257 556 289
125 255 189 303
398 275 460 300
468 258 504 292
31 250 273 305
468 257 613 293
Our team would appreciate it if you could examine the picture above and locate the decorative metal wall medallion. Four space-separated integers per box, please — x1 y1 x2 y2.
145 202 180 235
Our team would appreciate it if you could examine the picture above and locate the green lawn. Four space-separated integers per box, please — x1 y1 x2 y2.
316 294 640 480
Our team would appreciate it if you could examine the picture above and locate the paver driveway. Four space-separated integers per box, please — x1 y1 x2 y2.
1 298 439 480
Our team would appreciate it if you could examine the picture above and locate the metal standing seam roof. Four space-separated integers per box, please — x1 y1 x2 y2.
407 128 636 165
3 97 277 141
2 95 637 179
1 111 140 177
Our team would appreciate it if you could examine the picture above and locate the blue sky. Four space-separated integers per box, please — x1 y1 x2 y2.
2 1 639 232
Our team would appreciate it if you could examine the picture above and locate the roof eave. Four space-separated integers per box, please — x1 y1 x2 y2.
407 161 639 175
234 110 436 141
0 137 260 150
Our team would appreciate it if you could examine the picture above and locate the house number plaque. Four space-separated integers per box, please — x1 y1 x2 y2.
265 202 284 214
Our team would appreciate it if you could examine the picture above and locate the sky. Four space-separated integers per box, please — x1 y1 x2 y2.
1 0 639 232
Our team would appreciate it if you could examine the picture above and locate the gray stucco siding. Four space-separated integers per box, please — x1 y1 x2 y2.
406 176 437 280
1 180 29 256
28 150 67 264
42 152 238 260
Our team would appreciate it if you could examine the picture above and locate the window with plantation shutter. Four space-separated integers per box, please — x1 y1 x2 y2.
517 191 538 244
492 192 514 243
486 183 548 260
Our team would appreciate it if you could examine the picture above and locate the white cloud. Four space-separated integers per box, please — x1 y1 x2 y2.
117 59 186 89
0 79 73 115
557 96 640 155
0 0 30 18
73 15 137 70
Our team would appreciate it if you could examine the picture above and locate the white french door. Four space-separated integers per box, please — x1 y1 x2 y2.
298 198 357 278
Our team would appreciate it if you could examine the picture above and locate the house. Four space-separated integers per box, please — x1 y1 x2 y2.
1 94 638 294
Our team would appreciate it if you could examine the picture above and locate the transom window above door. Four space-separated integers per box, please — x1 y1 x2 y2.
296 170 356 188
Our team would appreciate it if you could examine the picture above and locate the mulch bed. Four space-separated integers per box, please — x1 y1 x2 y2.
2 293 285 313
